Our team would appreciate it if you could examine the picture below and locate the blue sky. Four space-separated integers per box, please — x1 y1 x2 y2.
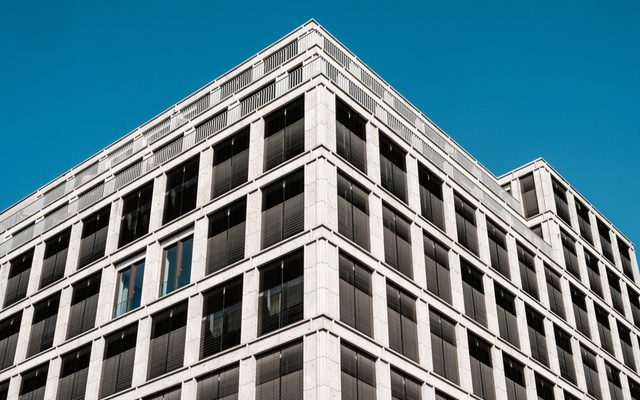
1 0 638 246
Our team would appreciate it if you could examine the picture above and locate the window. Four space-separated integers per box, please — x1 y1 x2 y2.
339 253 373 337
430 310 459 383
575 200 593 245
387 283 418 361
535 373 555 400
520 173 539 218
78 205 110 268
595 305 614 354
424 233 451 303
531 224 544 239
67 272 101 339
545 266 565 319
256 341 303 400
487 219 509 278
0 311 21 370
468 333 495 400
552 178 570 224
618 238 635 280
341 343 376 400
160 235 193 296
336 97 367 172
571 286 590 338
207 198 246 274
163 156 199 224
517 243 538 299
503 354 526 400
618 322 636 371
264 96 305 171
585 250 603 297
258 250 304 335
581 346 602 399
606 363 623 400
212 127 249 198
606 270 625 315
382 204 413 278
261 169 304 249
454 193 478 255
418 164 444 229
461 260 487 326
435 391 455 400
201 277 243 358
630 377 640 400
19 363 48 400
0 380 7 400
560 230 579 279
100 324 137 398
379 132 407 202
390 368 421 400
118 182 153 247
57 344 91 400
148 302 187 379
494 284 519 348
554 326 576 384
3 248 33 307
40 228 71 288
113 260 145 317
526 306 548 366
144 386 181 400
27 292 60 357
597 220 614 263
337 172 370 250
197 363 239 400
629 288 640 328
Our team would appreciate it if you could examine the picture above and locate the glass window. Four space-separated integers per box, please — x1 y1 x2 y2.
598 220 614 263
160 235 193 296
337 172 370 250
264 96 305 171
571 286 590 338
3 248 34 307
143 386 181 400
585 250 603 297
430 309 459 383
595 305 614 354
114 260 145 318
212 127 250 198
0 311 22 370
520 173 539 218
503 354 526 400
535 373 555 400
382 204 413 278
560 230 580 279
40 228 71 288
618 322 636 371
494 284 519 348
606 269 625 315
148 302 188 379
67 272 101 339
27 292 60 357
487 219 509 278
552 178 570 224
468 333 495 400
390 368 421 400
387 283 418 361
256 341 303 400
581 346 602 399
454 193 478 255
341 343 376 400
100 324 137 398
424 233 451 303
261 169 304 249
545 266 565 319
575 200 593 245
339 253 373 337
618 238 635 280
336 97 367 172
418 164 444 230
379 133 407 202
201 277 243 358
57 344 91 400
554 326 576 384
207 198 246 274
526 306 548 366
196 363 239 400
517 243 538 300
19 363 49 400
78 206 110 268
461 260 487 326
118 182 153 247
163 156 199 224
606 362 623 400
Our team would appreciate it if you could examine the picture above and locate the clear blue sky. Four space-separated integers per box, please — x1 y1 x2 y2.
1 0 638 246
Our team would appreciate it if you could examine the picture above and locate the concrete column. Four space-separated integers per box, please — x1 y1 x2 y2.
237 356 256 400
196 147 213 208
406 155 421 214
96 264 116 325
588 210 602 255
366 124 380 189
610 230 623 271
0 260 9 305
571 340 587 394
442 184 457 241
476 212 491 266
131 315 152 386
514 297 531 356
304 239 339 321
547 222 565 270
240 269 259 344
566 192 580 233
6 375 20 400
595 356 611 400
505 234 520 286
85 338 105 400
524 366 538 400
449 251 464 314
190 216 209 283
369 195 385 262
248 118 264 180
533 256 547 305
305 157 336 232
585 298 600 348
27 242 46 295
545 318 560 376
304 330 341 400
375 359 391 400
104 200 121 255
575 244 589 286
141 242 159 306
372 272 389 347
14 304 34 364
53 285 73 346
484 275 500 336
416 299 430 369
412 223 427 290
305 84 334 151
538 168 556 214
560 275 577 332
245 190 262 257
457 327 473 394
609 318 623 361
43 355 61 400
64 221 83 276
184 292 203 366
532 168 546 214
148 173 167 232
491 345 507 400
182 380 197 400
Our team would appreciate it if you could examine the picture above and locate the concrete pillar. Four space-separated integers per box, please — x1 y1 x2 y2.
196 147 213 207
524 366 538 400
369 195 385 263
304 239 339 321
514 297 531 356
190 216 209 282
184 292 203 366
182 379 197 400
248 118 264 180
505 234 520 286
305 157 336 232
305 84 334 151
245 190 262 257
64 221 83 276
148 173 167 232
131 315 152 386
240 269 259 344
366 124 380 190
575 243 589 286
6 375 20 400
476 212 491 266
416 299 430 369
595 356 612 400
141 242 159 306
96 264 116 326
0 260 9 306
104 200 121 255
375 359 392 400
412 223 427 290
491 345 507 400
372 272 389 347
545 318 560 376
457 327 473 394
449 250 464 315
304 330 341 400
406 155 421 215
27 242 46 295
484 274 499 336
237 356 256 400
442 184 457 242
52 285 73 346
43 356 61 400
566 192 580 233
14 304 34 364
84 338 105 400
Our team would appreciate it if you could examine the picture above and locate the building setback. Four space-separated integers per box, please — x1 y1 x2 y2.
0 19 638 400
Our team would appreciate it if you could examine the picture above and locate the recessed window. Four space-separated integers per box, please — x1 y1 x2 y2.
526 306 548 366
339 253 373 337
201 277 243 358
264 96 305 171
0 311 22 370
67 272 101 339
487 219 509 279
552 178 571 224
212 127 250 198
78 206 110 269
517 243 538 300
143 386 181 400
341 343 376 400
494 284 519 348
261 169 304 249
337 172 370 250
336 97 367 172
595 305 614 354
585 250 603 297
4 248 34 307
58 344 91 400
454 193 478 256
27 292 60 357
207 198 246 274
382 204 413 278
606 363 624 400
461 260 487 326
196 363 239 400
430 310 459 383
418 164 445 230
560 230 580 279
545 265 565 319
535 373 555 400
503 354 526 400
148 302 187 379
160 235 193 296
390 368 421 400
618 238 634 280
607 269 625 315
100 323 137 398
554 325 576 384
424 233 451 303
386 283 418 361
256 341 303 400
519 173 539 218
118 182 153 248
468 333 495 400
597 220 614 263
575 200 593 245
379 133 407 202
20 363 49 400
163 156 199 225
114 260 145 318
618 322 636 371
571 286 590 338
40 228 71 288
581 346 601 399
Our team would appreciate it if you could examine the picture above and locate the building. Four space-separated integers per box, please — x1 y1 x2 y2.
0 19 638 400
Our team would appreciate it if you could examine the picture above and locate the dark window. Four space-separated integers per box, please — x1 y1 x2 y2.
575 200 593 245
424 233 451 303
337 172 370 250
581 346 602 399
113 260 145 317
387 283 418 361
261 169 304 249
258 250 304 335
67 272 101 339
503 354 526 400
554 326 576 384
454 193 478 255
606 270 625 315
78 206 110 268
517 243 538 300
336 98 367 172
0 380 7 400
0 311 21 370
148 302 187 379
341 343 376 400
201 277 243 358
585 250 603 297
520 173 539 218
629 288 640 329
339 253 373 337
571 286 590 338
212 127 250 198
390 368 421 400
160 235 192 296
595 305 614 354
256 341 303 400
494 284 519 348
418 164 444 229
379 133 407 202
19 363 48 400
526 306 548 366
143 386 181 400
487 219 509 279
598 220 614 263
207 198 247 274
197 363 239 400
552 178 570 224
564 391 579 400
40 228 71 288
461 260 487 326
435 391 455 400
606 362 623 400
100 323 137 398
617 322 636 371
27 292 60 357
57 344 91 400
3 248 33 307
630 377 640 400
560 230 579 279
163 156 199 224
535 373 555 400
618 238 635 280
430 310 459 383
264 96 305 171
545 266 565 319
532 224 543 239
118 182 153 247
383 204 413 278
468 333 495 400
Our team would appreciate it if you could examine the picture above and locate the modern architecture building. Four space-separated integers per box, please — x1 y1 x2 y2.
0 19 639 400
